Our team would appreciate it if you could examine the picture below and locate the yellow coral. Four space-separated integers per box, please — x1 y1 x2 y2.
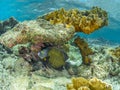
89 77 112 90
78 86 90 90
41 7 108 34
72 77 89 89
67 77 112 90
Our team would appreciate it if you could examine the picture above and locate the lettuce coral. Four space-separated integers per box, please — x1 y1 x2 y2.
40 7 108 34
67 77 112 90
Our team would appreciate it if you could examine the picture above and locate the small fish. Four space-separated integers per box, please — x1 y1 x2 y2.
38 48 48 59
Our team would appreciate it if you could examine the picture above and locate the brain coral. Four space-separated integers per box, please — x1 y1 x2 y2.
40 7 108 34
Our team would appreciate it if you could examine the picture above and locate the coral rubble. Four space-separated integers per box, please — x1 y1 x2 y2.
0 19 75 48
67 77 112 90
40 7 108 34
74 37 93 65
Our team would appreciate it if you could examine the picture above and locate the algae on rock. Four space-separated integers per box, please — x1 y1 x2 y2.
0 19 75 48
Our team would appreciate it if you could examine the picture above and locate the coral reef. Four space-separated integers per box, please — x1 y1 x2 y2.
14 58 32 75
0 43 19 90
74 37 93 65
67 77 112 90
18 45 68 70
0 39 120 90
40 7 108 34
108 47 120 79
0 19 75 48
0 17 18 35
64 40 120 79
66 43 82 66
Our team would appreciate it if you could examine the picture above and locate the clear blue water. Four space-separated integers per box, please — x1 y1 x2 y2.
0 0 120 43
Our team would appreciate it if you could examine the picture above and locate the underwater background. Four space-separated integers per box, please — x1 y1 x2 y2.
0 0 120 43
0 0 120 90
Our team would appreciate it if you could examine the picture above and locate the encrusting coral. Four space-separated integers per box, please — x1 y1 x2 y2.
74 37 93 65
0 19 75 50
40 7 108 34
67 77 112 90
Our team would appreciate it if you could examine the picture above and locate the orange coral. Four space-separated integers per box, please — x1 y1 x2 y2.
40 7 108 34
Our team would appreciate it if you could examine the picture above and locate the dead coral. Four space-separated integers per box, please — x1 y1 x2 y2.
74 37 93 65
40 7 108 34
67 77 112 90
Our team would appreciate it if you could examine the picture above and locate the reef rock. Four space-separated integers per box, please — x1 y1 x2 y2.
0 17 18 35
40 7 108 34
0 19 75 48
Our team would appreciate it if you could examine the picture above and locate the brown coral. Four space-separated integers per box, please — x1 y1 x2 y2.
74 37 93 65
67 77 112 90
40 7 108 34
